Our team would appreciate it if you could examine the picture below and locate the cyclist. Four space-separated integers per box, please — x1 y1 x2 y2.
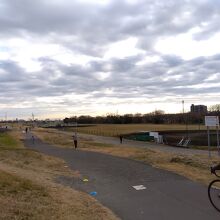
209 163 220 212
211 163 220 175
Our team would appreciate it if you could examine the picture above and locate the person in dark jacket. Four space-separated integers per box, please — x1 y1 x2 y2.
119 135 123 144
73 133 78 149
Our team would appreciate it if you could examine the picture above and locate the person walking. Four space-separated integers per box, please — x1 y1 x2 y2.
119 135 123 144
31 135 35 144
73 133 78 149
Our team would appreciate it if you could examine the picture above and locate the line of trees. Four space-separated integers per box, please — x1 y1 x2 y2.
63 107 220 125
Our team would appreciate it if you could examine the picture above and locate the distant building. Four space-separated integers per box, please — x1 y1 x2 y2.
190 104 207 113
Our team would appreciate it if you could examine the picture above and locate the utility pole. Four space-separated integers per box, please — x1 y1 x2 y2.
32 113 34 128
182 100 184 114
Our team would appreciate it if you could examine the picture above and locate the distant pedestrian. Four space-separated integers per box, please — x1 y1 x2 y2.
73 133 78 149
119 135 123 144
31 135 35 144
25 127 28 133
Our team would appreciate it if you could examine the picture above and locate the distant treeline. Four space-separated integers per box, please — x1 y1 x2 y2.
63 110 220 125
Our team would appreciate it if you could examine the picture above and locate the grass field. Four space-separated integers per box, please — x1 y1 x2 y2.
65 123 207 137
0 129 119 220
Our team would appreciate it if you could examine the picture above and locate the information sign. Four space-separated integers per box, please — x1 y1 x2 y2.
205 116 219 127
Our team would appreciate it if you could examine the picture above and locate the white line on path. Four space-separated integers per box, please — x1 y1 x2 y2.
132 185 146 190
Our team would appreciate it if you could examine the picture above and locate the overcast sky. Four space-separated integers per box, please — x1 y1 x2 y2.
1 0 220 119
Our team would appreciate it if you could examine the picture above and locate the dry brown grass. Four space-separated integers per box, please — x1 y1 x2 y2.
66 123 206 137
0 169 50 220
33 127 74 148
0 130 119 220
0 148 76 178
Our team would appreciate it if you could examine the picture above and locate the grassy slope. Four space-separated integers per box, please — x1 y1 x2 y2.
0 130 119 220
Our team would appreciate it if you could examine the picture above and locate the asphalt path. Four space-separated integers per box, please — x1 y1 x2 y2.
24 133 219 220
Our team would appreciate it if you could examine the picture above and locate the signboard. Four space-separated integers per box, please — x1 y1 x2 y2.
149 132 159 139
205 116 219 127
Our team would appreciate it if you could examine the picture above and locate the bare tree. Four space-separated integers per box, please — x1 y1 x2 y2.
209 104 220 112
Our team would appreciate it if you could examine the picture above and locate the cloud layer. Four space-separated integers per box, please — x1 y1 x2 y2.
0 0 220 119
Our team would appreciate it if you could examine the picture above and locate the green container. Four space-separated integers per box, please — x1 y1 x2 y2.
126 133 154 142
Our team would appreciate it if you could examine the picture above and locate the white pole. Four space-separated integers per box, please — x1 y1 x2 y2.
217 125 220 156
207 126 211 158
75 116 77 135
182 100 184 114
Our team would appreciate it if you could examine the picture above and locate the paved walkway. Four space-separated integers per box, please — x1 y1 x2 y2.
25 133 219 220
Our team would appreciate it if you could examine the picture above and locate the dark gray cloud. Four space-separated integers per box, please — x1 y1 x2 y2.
1 0 219 54
1 53 220 101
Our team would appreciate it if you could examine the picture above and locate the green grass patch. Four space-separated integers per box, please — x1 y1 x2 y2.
0 132 21 149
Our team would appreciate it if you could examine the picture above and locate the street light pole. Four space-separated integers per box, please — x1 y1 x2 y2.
75 116 77 135
32 113 34 128
182 100 184 114
182 100 188 139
